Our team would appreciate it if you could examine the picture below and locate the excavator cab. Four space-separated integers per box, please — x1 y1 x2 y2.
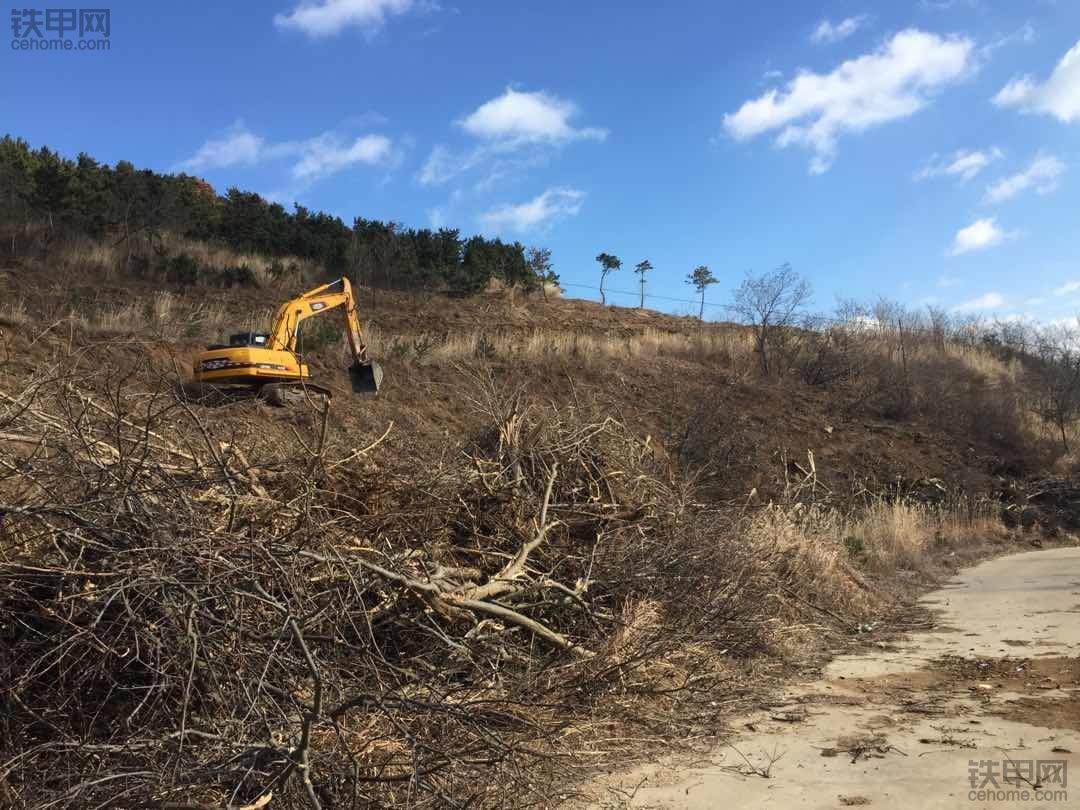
204 332 271 351
229 332 269 347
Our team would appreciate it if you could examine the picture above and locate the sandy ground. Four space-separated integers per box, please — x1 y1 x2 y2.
596 548 1080 809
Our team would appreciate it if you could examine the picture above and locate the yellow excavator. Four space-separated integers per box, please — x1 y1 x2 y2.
188 277 382 405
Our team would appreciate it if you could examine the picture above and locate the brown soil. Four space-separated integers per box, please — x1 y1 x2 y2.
823 655 1080 732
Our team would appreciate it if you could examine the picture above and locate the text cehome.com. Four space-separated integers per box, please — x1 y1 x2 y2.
968 788 1068 802
11 37 110 50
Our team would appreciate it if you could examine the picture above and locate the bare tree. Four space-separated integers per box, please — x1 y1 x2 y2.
730 264 811 376
1030 322 1080 453
991 316 1032 356
871 297 898 339
834 298 871 331
926 305 950 353
951 313 985 348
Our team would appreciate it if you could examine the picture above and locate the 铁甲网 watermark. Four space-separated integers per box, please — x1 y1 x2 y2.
969 758 1068 803
11 8 110 51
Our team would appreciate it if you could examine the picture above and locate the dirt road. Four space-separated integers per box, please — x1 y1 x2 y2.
601 547 1080 809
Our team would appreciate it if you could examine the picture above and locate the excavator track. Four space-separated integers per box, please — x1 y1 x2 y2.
259 382 333 407
179 381 332 408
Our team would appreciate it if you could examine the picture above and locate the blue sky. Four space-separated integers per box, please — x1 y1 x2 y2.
5 0 1079 321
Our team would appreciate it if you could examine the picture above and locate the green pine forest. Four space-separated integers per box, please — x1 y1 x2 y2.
0 135 553 294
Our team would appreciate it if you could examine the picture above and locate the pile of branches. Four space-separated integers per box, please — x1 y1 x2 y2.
0 361 832 808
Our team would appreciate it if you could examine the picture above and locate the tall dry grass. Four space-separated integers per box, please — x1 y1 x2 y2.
49 232 319 288
747 494 997 591
675 492 1007 668
843 496 1000 572
743 503 873 617
159 234 319 287
0 297 30 326
360 325 758 372
79 291 228 340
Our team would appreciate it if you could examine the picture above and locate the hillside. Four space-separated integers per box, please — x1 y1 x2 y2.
1 260 1041 507
1 172 1077 808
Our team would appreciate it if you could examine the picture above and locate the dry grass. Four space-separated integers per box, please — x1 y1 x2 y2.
78 290 228 340
943 342 1023 383
361 321 1018 397
843 496 1000 573
744 503 874 617
164 234 319 286
734 489 1003 618
362 326 758 372
91 300 144 333
49 232 319 288
0 297 29 326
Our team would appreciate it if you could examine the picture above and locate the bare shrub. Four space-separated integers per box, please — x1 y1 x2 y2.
730 264 811 377
1028 322 1080 453
0 355 896 809
795 316 871 388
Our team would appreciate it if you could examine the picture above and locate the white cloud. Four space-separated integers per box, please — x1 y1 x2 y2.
948 217 1015 255
951 291 1006 313
181 123 395 183
460 88 607 146
993 77 1036 107
983 154 1066 204
416 142 551 189
290 133 394 180
723 29 974 173
418 89 604 189
920 0 981 10
916 147 1002 182
418 143 478 186
181 125 266 171
981 22 1035 57
273 0 415 38
992 38 1080 122
810 16 866 45
479 188 585 233
1055 281 1080 296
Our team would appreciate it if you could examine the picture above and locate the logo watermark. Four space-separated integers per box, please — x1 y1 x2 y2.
10 8 110 51
968 758 1068 803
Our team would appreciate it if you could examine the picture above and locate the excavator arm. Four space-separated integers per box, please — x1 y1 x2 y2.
266 278 382 393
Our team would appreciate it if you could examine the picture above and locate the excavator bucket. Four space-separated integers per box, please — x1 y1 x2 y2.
349 360 383 394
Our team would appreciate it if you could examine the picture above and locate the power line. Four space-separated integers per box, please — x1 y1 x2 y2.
556 282 1003 330
560 282 719 308
364 280 1018 333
